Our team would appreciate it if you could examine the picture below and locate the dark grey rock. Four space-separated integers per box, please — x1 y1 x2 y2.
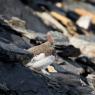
50 31 69 46
59 59 84 75
75 56 95 70
0 0 50 33
0 40 32 64
0 62 93 95
0 62 50 95
0 19 33 64
0 0 94 95
48 73 93 95
57 45 81 57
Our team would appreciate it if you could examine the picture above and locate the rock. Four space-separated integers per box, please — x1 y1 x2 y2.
64 1 95 13
0 61 93 95
76 16 92 30
86 0 95 5
4 17 37 39
77 35 95 42
0 62 50 95
48 73 93 95
50 11 77 35
57 45 81 57
69 35 95 57
0 40 32 64
50 31 69 46
75 56 95 70
0 0 94 95
47 65 57 73
0 18 33 64
0 0 50 33
35 12 68 35
66 10 80 22
52 58 84 75
0 18 32 49
87 74 95 94
75 56 95 78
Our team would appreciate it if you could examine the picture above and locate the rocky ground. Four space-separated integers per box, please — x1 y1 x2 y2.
0 0 95 95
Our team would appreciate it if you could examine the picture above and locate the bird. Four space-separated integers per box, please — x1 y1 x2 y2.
26 32 57 74
27 32 55 56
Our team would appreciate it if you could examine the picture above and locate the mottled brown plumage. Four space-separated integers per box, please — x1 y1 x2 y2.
27 32 55 56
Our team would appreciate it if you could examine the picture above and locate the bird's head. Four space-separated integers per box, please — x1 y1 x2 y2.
47 32 54 45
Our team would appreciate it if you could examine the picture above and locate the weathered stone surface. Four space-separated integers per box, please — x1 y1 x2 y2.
0 0 94 95
50 31 69 46
57 45 81 57
87 74 95 94
0 20 33 64
75 56 95 70
0 62 93 95
0 62 50 95
0 0 50 33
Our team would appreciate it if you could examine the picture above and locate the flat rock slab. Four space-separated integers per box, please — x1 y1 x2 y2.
0 62 93 95
0 62 50 95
